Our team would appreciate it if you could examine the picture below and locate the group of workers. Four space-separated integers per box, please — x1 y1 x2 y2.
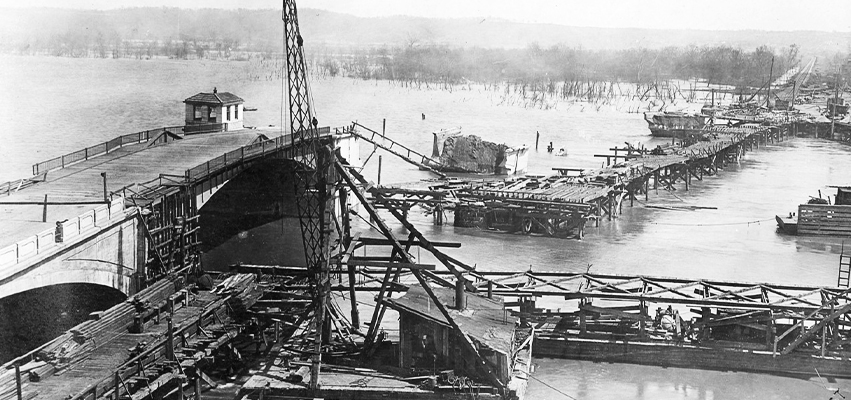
653 305 697 341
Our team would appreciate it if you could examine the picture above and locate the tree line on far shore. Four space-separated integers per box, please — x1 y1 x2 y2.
2 6 848 95
314 42 846 90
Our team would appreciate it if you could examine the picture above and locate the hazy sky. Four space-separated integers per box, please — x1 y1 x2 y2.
8 0 851 32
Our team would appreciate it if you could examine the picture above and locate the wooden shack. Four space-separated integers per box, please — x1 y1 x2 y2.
184 88 245 132
384 285 514 383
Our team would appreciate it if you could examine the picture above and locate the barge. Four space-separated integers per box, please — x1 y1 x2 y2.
777 186 851 236
467 271 851 379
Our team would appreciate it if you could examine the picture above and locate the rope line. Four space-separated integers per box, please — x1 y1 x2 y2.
528 373 579 400
649 218 774 227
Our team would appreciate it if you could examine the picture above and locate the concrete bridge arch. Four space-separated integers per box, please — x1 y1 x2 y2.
196 158 309 270
0 213 141 301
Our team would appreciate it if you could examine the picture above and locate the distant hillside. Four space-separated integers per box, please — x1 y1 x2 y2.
0 7 847 57
299 10 850 56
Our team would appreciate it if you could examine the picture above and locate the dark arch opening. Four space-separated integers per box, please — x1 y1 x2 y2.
199 158 309 271
0 283 126 363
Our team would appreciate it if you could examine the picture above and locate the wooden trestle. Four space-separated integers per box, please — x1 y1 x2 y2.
433 123 788 239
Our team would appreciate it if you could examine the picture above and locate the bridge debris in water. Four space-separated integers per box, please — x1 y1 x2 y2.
427 127 529 175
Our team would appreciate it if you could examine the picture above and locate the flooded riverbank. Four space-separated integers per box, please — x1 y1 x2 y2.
0 55 849 398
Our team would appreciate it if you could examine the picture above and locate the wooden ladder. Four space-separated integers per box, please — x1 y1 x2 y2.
839 242 850 288
347 122 446 178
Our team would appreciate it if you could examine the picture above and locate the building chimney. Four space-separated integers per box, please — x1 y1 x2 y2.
455 277 466 310
213 87 217 93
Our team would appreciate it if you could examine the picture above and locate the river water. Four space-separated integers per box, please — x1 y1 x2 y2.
1 54 850 399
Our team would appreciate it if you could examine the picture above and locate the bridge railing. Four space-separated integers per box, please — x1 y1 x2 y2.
183 125 337 182
0 197 129 277
184 134 292 181
32 124 224 176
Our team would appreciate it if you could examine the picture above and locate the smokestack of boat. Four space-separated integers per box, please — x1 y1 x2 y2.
455 277 466 310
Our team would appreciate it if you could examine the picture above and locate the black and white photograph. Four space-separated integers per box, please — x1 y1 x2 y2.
0 1 849 399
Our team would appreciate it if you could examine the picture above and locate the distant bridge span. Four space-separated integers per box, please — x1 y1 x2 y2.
0 125 360 300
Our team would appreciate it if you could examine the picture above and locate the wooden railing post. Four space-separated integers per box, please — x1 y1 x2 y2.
114 371 120 400
14 363 22 400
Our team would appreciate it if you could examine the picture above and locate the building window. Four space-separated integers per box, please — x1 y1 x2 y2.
235 105 239 120
226 105 231 121
194 105 203 121
208 106 217 123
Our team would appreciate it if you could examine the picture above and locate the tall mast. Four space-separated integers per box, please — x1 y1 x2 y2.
283 0 334 390
766 56 774 109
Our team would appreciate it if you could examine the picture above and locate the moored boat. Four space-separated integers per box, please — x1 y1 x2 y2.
643 111 708 138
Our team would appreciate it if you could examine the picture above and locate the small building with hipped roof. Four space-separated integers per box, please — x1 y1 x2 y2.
184 88 245 132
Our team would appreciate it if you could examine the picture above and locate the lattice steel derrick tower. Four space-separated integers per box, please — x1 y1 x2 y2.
283 0 335 389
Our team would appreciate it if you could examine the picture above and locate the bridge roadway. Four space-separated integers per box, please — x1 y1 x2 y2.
0 125 357 299
0 128 275 247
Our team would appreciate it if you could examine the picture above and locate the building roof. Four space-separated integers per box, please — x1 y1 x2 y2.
384 285 515 355
184 90 244 105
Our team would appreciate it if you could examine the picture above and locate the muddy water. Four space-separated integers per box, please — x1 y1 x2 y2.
1 55 850 398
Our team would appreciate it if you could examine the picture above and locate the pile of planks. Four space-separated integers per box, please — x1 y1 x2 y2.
212 274 264 317
36 277 182 372
0 274 185 400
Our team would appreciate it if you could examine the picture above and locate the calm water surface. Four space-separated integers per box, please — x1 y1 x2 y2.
1 55 849 399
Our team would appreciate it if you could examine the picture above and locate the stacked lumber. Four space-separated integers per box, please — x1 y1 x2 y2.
30 276 182 376
213 274 264 317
